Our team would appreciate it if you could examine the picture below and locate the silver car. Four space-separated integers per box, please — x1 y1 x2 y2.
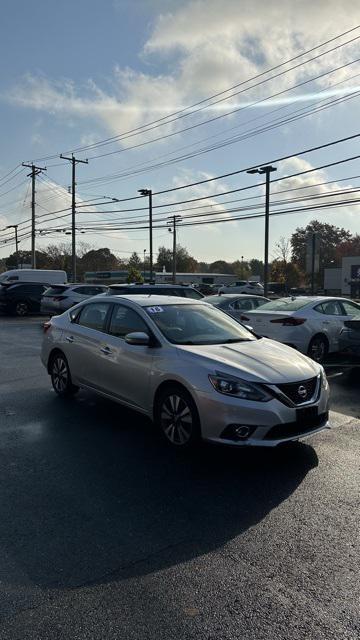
218 281 265 295
41 295 330 448
41 284 108 315
202 294 270 321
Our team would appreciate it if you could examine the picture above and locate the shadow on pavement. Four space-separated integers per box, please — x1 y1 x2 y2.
0 387 318 592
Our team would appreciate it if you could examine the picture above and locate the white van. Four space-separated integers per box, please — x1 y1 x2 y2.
0 269 67 285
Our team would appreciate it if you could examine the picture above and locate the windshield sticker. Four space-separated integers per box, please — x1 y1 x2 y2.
147 306 164 314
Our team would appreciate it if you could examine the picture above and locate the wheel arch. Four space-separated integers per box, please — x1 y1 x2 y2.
152 379 199 422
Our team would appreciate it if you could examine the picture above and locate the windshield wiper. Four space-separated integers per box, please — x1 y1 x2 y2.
223 338 251 343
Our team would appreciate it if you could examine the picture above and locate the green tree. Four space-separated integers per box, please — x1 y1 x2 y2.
249 258 264 279
128 252 141 268
208 260 234 274
79 247 118 275
291 220 351 287
156 245 197 273
127 266 143 283
270 260 302 287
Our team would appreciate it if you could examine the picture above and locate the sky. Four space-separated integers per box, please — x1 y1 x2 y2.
1 0 360 266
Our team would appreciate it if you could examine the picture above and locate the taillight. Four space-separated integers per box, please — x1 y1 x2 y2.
43 321 51 334
53 296 67 301
270 317 306 326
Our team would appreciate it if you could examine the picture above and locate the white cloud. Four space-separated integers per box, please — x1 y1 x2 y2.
4 0 360 147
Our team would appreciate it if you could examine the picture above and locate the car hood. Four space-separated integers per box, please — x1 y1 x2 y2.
176 337 319 384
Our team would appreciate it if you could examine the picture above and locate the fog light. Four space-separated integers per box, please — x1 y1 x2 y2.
235 425 250 438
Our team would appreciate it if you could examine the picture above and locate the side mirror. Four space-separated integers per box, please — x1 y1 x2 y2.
125 331 150 346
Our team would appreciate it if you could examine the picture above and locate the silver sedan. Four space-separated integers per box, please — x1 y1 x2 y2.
202 294 270 321
41 295 330 449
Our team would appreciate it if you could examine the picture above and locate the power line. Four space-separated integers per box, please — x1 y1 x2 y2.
29 24 360 163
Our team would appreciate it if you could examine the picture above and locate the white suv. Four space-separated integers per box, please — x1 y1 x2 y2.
218 281 264 295
41 284 108 315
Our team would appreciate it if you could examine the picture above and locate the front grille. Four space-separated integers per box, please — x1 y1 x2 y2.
265 412 328 440
277 376 318 405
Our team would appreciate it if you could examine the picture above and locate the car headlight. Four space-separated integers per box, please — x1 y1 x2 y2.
320 367 329 390
208 373 271 401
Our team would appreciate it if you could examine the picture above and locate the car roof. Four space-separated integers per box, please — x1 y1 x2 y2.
213 293 265 299
106 294 202 306
109 283 192 289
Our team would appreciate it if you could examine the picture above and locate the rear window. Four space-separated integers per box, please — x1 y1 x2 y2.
256 298 312 312
43 285 69 296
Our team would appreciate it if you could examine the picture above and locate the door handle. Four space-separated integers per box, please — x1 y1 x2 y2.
66 336 74 343
100 346 112 354
323 321 330 325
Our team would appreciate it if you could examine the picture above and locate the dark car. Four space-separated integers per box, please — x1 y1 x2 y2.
339 319 360 358
106 283 204 299
0 282 49 316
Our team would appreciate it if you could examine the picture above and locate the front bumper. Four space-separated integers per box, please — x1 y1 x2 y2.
195 387 330 447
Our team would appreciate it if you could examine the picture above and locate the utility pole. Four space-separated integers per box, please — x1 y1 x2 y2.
6 225 19 264
138 189 153 282
168 215 182 284
246 165 277 297
60 154 88 282
22 163 46 268
143 249 147 281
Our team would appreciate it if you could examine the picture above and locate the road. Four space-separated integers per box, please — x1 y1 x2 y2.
0 317 359 639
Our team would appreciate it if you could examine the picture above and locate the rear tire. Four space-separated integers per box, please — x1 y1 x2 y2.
307 335 328 363
50 352 79 397
154 385 201 448
14 301 29 317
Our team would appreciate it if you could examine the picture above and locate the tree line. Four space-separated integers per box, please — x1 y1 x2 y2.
1 220 359 285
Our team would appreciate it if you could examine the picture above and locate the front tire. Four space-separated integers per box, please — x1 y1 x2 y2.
307 335 328 363
155 386 200 448
50 353 79 397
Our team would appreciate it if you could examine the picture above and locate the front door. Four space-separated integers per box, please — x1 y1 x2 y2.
97 303 154 412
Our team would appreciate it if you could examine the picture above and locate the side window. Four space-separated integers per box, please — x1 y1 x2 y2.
77 302 111 332
233 299 253 311
318 301 343 316
183 288 202 299
341 301 360 317
72 286 92 295
108 305 149 338
314 304 325 314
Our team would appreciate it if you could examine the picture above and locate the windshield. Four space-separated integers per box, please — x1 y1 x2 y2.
144 303 256 345
255 298 313 312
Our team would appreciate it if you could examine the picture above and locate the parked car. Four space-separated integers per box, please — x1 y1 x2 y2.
106 283 204 299
202 294 270 321
193 283 216 296
339 319 360 358
0 282 49 316
218 281 264 295
267 282 289 296
243 296 360 362
41 284 108 315
42 295 329 449
0 269 67 285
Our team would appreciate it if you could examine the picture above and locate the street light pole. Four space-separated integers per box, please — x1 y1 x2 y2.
143 249 146 281
138 189 153 282
247 165 277 297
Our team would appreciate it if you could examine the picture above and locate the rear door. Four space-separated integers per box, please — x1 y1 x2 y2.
313 300 348 350
62 301 113 387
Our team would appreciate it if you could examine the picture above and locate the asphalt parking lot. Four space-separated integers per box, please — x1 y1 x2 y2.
0 316 359 639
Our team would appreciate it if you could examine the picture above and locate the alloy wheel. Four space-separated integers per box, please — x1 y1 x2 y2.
52 357 69 394
15 302 28 316
309 337 326 363
160 394 193 446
